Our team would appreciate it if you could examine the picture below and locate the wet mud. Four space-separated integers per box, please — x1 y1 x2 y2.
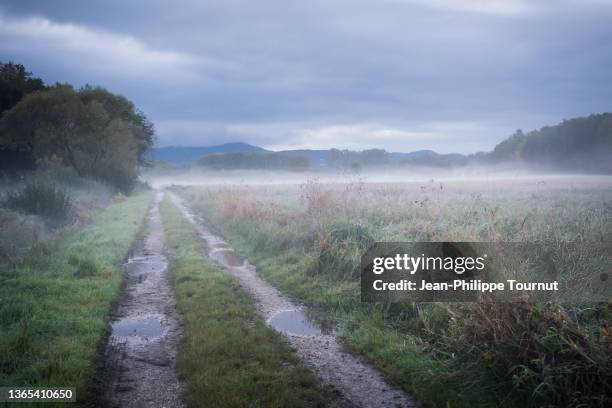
100 192 183 407
168 192 416 408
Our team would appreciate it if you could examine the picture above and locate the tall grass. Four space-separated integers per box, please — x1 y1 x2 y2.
178 176 612 407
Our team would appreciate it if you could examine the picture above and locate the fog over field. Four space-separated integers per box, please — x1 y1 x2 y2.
1 1 611 407
145 167 612 188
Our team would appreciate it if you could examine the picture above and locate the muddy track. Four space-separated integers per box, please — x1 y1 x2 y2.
168 192 417 408
101 192 183 408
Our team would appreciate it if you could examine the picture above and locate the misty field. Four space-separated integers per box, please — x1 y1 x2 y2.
176 175 612 407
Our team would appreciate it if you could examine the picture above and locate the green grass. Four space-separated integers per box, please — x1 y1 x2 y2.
194 224 481 407
177 178 612 408
159 198 336 408
0 191 152 405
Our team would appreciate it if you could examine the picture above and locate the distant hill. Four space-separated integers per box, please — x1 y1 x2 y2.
149 143 469 168
149 113 612 173
148 142 265 163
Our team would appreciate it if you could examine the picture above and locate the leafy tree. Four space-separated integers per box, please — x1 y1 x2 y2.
0 62 46 173
0 84 151 190
0 62 45 116
79 85 155 166
360 148 389 166
1 85 103 175
489 129 526 161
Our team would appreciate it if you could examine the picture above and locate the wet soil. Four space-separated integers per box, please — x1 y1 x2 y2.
101 192 183 407
168 192 417 408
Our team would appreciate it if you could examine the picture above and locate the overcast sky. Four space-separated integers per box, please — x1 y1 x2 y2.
1 0 611 153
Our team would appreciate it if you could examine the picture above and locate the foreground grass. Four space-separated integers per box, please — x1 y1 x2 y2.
0 192 152 405
188 220 480 406
159 198 335 408
178 179 612 408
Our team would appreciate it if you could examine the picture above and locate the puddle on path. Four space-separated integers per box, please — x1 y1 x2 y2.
209 248 244 267
268 310 322 336
125 255 167 274
112 314 164 338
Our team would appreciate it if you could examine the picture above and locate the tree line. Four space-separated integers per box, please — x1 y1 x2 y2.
198 151 310 170
195 148 394 172
0 62 154 191
487 113 612 172
327 148 389 169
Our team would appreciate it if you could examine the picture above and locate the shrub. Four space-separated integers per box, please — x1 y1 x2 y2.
0 207 48 260
441 302 612 407
312 222 374 280
5 180 73 220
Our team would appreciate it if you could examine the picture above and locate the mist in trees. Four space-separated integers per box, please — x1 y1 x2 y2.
327 148 389 169
488 114 612 172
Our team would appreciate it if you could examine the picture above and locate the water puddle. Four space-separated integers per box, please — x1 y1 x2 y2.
211 242 232 250
210 248 244 267
112 314 164 338
125 256 167 274
267 310 322 336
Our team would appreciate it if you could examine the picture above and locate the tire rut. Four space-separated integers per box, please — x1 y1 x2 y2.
100 192 183 408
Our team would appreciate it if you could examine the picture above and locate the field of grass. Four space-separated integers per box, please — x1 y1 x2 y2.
178 176 612 408
159 198 336 408
0 191 152 405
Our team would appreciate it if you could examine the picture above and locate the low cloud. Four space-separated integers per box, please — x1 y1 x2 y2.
156 119 503 154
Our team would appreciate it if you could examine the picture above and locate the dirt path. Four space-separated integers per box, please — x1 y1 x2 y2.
168 192 417 408
101 192 183 408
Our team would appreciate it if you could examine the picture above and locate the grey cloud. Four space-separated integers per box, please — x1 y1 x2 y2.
0 1 611 152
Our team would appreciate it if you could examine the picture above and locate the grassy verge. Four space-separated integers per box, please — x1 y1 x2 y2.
0 191 152 405
159 198 335 408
